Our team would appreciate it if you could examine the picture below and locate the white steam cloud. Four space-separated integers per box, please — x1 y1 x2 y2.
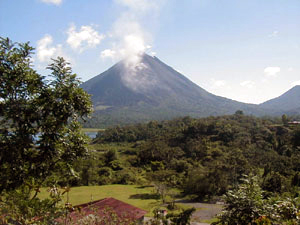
109 16 150 69
102 0 164 70
100 0 166 92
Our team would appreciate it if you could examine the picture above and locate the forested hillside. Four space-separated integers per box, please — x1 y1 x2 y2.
73 113 300 201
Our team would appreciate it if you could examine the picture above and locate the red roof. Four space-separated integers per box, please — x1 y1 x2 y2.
65 197 147 223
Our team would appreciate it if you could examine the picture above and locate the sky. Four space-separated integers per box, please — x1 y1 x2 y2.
1 0 299 104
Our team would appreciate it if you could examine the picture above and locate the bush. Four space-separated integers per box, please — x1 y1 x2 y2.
215 175 300 225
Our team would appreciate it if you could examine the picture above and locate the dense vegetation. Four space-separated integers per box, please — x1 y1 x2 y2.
69 112 300 223
74 113 300 224
78 113 300 200
215 175 300 224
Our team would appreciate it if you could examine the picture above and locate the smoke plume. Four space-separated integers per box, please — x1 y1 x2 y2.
101 0 164 70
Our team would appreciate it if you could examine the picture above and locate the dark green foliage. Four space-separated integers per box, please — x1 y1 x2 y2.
282 114 289 125
167 208 196 225
149 207 195 225
234 110 244 115
72 143 143 186
292 173 300 187
216 175 300 225
95 117 192 143
0 185 65 223
184 167 230 200
92 113 300 200
292 127 300 148
0 37 92 221
0 38 92 193
104 149 118 165
262 172 284 194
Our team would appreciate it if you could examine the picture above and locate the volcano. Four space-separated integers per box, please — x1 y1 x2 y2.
81 54 298 127
81 54 263 126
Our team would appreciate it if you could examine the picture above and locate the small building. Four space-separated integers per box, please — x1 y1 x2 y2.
157 209 168 217
288 121 300 125
65 197 147 224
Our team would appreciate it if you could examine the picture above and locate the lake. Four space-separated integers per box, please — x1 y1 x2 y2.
85 131 98 139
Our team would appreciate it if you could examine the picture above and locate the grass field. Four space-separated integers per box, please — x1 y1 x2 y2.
81 128 105 132
38 185 218 220
39 185 159 216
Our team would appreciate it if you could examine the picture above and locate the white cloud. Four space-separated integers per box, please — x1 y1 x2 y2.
37 35 59 62
40 0 62 5
264 67 280 77
115 0 159 12
67 25 105 52
240 80 255 88
36 34 71 64
203 78 232 100
210 79 227 88
269 30 279 38
101 49 116 59
291 80 300 87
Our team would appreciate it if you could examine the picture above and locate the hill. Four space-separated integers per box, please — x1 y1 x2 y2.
259 85 300 115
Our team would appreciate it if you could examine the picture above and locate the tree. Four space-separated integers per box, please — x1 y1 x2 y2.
262 172 283 194
216 175 266 224
234 110 244 116
167 208 196 225
282 114 288 126
0 37 92 221
215 175 300 225
292 127 300 148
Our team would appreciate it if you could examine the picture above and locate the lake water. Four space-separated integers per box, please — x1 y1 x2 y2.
85 132 98 139
30 131 99 141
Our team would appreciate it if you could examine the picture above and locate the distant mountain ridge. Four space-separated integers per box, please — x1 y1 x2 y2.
259 85 300 115
81 54 300 127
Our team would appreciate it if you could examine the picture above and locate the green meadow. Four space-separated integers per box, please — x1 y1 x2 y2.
39 185 159 216
81 128 105 132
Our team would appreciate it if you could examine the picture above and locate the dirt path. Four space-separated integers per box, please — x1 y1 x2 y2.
175 200 223 224
144 200 223 224
145 217 210 225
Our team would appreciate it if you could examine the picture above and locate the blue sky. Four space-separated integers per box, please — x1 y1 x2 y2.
1 0 299 104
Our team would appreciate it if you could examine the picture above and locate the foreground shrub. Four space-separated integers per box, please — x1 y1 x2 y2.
215 175 300 225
